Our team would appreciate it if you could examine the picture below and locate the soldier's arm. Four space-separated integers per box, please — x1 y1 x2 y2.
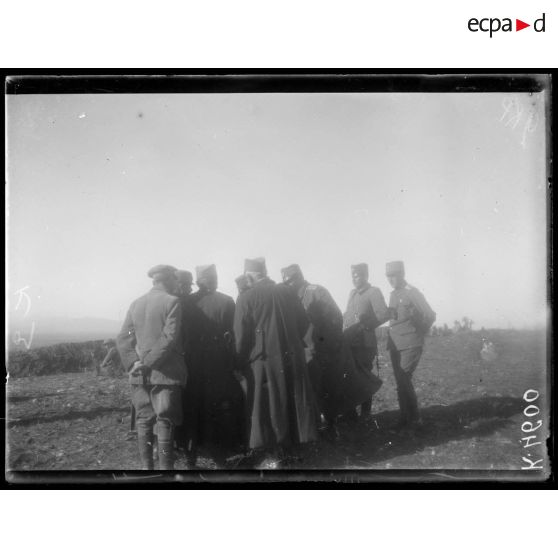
116 307 139 372
317 287 343 329
293 293 310 340
409 288 436 329
233 294 253 367
142 298 183 369
224 297 236 336
369 288 390 327
357 288 388 329
342 291 355 330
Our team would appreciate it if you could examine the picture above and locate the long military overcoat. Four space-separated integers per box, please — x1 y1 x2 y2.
190 289 245 456
234 278 318 449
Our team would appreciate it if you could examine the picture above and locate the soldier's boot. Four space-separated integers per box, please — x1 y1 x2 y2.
137 423 154 470
157 420 175 471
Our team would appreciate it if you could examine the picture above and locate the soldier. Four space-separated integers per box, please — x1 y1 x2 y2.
385 260 436 429
234 258 318 467
98 339 122 377
191 264 245 466
342 263 389 419
116 264 186 470
280 263 344 436
173 269 201 467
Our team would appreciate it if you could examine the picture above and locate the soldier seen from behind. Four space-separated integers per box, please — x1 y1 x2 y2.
191 264 245 466
342 263 389 420
385 260 436 430
234 257 318 468
281 263 348 438
116 265 187 470
173 269 202 468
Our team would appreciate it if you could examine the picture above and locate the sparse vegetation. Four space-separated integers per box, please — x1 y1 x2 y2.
5 329 549 472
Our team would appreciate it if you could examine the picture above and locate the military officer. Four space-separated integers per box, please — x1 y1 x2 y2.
116 264 187 470
234 258 318 467
385 260 436 428
281 263 344 435
190 264 245 466
343 263 389 419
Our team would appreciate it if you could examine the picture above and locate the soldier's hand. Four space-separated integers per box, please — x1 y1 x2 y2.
130 360 148 376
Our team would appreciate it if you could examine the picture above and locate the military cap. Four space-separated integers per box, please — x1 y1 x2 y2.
103 338 114 346
386 260 405 275
281 263 303 282
196 264 217 281
244 257 266 274
351 263 369 275
175 269 193 283
147 264 177 279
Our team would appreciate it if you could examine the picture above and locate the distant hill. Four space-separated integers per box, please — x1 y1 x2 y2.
7 316 122 350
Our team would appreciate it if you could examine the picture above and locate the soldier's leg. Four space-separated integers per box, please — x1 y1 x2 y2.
355 348 374 418
398 347 423 424
389 348 411 425
151 385 183 470
131 385 156 470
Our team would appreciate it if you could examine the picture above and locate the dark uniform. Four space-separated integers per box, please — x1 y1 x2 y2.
343 275 389 413
191 265 245 464
117 265 187 470
386 261 436 425
234 259 318 452
175 291 203 463
281 263 361 422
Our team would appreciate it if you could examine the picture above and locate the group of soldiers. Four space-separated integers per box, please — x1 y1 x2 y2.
116 258 436 470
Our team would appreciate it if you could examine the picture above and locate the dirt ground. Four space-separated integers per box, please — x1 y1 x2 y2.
5 330 550 476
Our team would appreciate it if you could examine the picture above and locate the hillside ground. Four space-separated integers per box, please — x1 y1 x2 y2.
6 330 550 477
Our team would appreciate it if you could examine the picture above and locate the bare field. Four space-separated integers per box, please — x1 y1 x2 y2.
6 330 549 474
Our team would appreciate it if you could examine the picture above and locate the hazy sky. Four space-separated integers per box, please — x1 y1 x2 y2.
7 91 548 330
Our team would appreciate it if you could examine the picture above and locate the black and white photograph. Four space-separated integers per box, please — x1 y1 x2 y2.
4 74 553 483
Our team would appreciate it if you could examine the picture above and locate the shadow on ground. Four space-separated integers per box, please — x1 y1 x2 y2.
7 405 130 427
7 393 62 403
297 395 525 468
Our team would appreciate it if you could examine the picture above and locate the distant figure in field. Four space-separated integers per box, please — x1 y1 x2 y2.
342 263 389 419
453 320 463 334
442 323 452 336
98 338 122 376
480 338 498 365
479 337 498 382
385 260 436 429
117 264 186 470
